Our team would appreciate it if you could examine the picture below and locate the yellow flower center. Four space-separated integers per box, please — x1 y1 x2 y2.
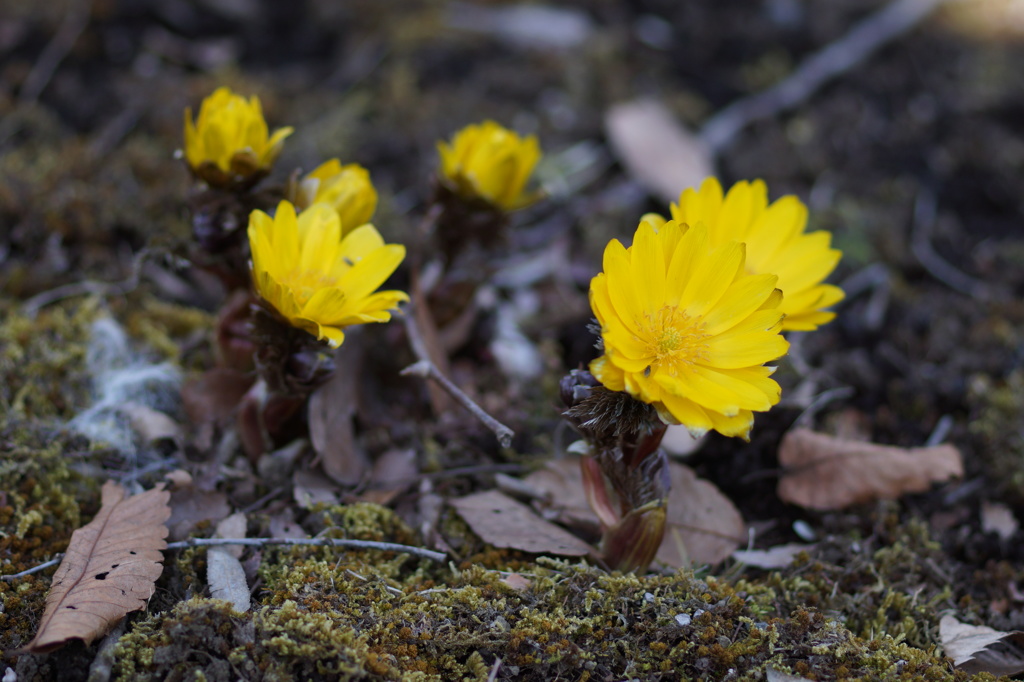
643 306 709 376
282 268 335 307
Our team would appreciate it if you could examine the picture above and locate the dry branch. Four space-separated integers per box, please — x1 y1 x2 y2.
402 313 515 448
699 0 953 152
165 537 447 563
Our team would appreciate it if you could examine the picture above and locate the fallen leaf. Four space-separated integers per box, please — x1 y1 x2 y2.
981 501 1019 541
164 469 193 489
207 549 250 613
939 0 1024 41
527 458 744 566
357 448 418 505
657 462 746 568
22 481 170 653
167 486 231 541
500 573 533 591
181 367 252 426
777 428 963 511
733 543 814 570
119 402 181 446
268 509 307 539
524 458 602 535
214 512 248 559
293 469 342 509
256 438 308 485
604 99 715 203
450 490 593 557
410 267 456 414
308 339 369 485
939 614 1024 675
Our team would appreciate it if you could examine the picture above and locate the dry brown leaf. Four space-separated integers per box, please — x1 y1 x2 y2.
523 458 602 535
450 490 593 557
308 339 369 485
657 462 745 568
604 99 715 203
181 367 252 426
939 0 1024 41
22 481 170 653
527 458 743 566
164 469 193 489
167 486 230 541
293 469 342 509
410 268 456 413
357 448 418 505
777 428 963 511
500 573 533 592
939 615 1024 675
119 402 182 445
268 509 307 539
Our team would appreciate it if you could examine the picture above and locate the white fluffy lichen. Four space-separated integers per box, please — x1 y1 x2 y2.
67 317 182 458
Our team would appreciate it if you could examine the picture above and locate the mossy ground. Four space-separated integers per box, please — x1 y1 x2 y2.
4 1 1024 680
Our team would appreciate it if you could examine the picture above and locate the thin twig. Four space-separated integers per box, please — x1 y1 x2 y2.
1 558 61 581
165 537 447 563
402 313 515 448
86 619 126 682
19 0 93 105
911 190 995 301
2 537 447 583
20 248 150 317
791 386 857 428
487 657 503 682
925 414 954 447
700 0 952 152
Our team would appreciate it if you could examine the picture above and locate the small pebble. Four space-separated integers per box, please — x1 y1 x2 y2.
793 519 817 542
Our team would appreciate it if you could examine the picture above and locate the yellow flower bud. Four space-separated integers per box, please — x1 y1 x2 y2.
293 160 378 234
437 120 542 211
182 86 293 189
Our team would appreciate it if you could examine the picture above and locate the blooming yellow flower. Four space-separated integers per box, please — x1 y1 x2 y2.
292 159 377 233
248 201 408 348
646 177 843 331
437 120 541 210
183 86 293 188
589 220 789 439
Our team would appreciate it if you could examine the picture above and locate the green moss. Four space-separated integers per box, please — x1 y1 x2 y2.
0 422 100 656
0 298 99 421
969 369 1024 501
106 543 975 681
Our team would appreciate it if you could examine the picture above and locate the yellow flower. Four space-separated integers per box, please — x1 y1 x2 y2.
183 86 293 188
646 177 843 331
293 159 377 233
589 220 789 439
248 201 408 348
437 120 542 210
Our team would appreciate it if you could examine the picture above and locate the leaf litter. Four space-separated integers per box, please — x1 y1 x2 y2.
525 457 745 566
939 615 1024 676
22 481 171 653
776 427 964 510
207 512 250 613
